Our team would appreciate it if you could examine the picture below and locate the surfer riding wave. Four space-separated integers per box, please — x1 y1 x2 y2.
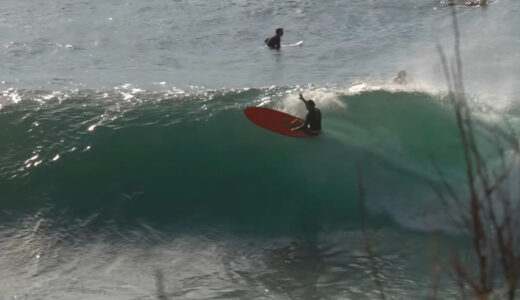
290 93 322 135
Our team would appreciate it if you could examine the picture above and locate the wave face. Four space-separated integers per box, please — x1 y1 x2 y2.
0 85 516 299
1 86 474 230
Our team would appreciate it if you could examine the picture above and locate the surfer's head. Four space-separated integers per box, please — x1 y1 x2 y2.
276 28 284 37
306 100 316 111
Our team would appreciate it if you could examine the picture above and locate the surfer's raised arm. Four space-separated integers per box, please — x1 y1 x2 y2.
299 93 308 104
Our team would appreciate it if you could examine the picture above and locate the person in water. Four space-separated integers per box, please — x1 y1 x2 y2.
291 93 322 135
393 70 407 85
465 0 486 6
265 28 283 50
448 0 486 6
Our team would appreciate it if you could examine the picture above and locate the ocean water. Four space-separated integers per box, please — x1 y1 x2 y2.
1 0 519 299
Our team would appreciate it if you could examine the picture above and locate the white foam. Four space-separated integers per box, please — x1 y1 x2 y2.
276 87 346 117
1 88 22 104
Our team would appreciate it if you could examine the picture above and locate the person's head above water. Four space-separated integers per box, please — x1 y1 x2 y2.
276 28 284 37
393 70 407 84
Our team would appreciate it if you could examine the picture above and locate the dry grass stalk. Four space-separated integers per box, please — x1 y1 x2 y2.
436 7 520 300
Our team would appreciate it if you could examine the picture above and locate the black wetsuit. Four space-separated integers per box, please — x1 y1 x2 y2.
265 35 281 49
304 108 322 132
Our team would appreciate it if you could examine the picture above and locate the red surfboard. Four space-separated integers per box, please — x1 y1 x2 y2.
243 106 313 138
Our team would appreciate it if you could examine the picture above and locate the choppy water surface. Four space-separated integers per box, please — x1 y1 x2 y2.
1 0 519 299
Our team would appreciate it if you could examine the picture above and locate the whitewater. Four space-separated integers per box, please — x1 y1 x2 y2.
1 0 519 299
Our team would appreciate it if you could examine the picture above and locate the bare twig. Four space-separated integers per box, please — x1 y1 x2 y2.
155 269 170 300
436 6 520 300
